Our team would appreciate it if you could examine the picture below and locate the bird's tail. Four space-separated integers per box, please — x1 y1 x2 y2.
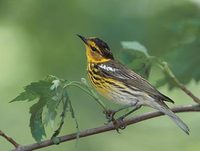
152 101 190 135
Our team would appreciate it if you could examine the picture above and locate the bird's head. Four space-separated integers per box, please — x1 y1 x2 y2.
77 35 114 63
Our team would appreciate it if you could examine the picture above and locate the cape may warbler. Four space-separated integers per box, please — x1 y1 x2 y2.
78 35 189 135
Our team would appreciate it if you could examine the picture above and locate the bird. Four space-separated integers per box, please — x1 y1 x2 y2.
77 34 189 135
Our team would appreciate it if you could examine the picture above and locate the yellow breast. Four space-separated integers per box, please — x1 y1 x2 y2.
87 63 113 100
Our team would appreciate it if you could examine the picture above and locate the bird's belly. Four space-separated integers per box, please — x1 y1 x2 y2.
107 90 139 105
89 78 139 105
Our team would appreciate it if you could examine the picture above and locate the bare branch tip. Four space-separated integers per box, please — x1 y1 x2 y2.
0 130 19 148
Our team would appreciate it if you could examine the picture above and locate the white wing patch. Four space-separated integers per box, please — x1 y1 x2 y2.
99 64 118 72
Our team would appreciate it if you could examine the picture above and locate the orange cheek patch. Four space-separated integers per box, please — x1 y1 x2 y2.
87 49 100 61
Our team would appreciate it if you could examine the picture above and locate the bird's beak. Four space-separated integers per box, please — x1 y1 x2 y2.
77 34 88 46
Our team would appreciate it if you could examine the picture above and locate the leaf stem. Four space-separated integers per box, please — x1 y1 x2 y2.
64 81 107 111
161 62 200 104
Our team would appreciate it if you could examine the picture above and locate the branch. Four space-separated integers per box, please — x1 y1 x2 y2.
162 62 200 104
0 130 19 148
13 104 200 151
174 79 200 103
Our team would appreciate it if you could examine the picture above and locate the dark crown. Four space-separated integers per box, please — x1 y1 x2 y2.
90 38 114 59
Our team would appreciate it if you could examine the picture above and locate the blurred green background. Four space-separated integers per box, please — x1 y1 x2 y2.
0 0 200 150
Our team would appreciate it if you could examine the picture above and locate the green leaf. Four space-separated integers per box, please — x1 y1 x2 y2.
25 81 55 97
44 80 63 128
10 77 59 142
43 104 57 128
29 99 47 142
156 15 200 88
121 41 149 56
11 75 80 142
27 80 56 142
51 88 71 138
120 41 153 79
162 44 200 89
10 91 37 102
10 80 55 103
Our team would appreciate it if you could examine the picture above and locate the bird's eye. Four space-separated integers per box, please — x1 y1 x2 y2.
91 47 98 52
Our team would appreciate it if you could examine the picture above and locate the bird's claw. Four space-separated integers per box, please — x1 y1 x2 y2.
112 117 127 133
103 110 127 133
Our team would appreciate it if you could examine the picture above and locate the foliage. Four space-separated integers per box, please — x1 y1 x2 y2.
158 16 200 88
121 41 153 79
120 38 199 90
10 75 106 142
10 76 79 142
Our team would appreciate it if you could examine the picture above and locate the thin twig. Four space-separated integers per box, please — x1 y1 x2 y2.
0 130 19 148
161 62 200 104
13 104 200 151
174 79 200 103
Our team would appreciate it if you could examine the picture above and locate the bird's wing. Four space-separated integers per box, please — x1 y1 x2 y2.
97 60 174 103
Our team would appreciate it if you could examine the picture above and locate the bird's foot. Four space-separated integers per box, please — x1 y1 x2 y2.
103 109 127 133
112 117 127 133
